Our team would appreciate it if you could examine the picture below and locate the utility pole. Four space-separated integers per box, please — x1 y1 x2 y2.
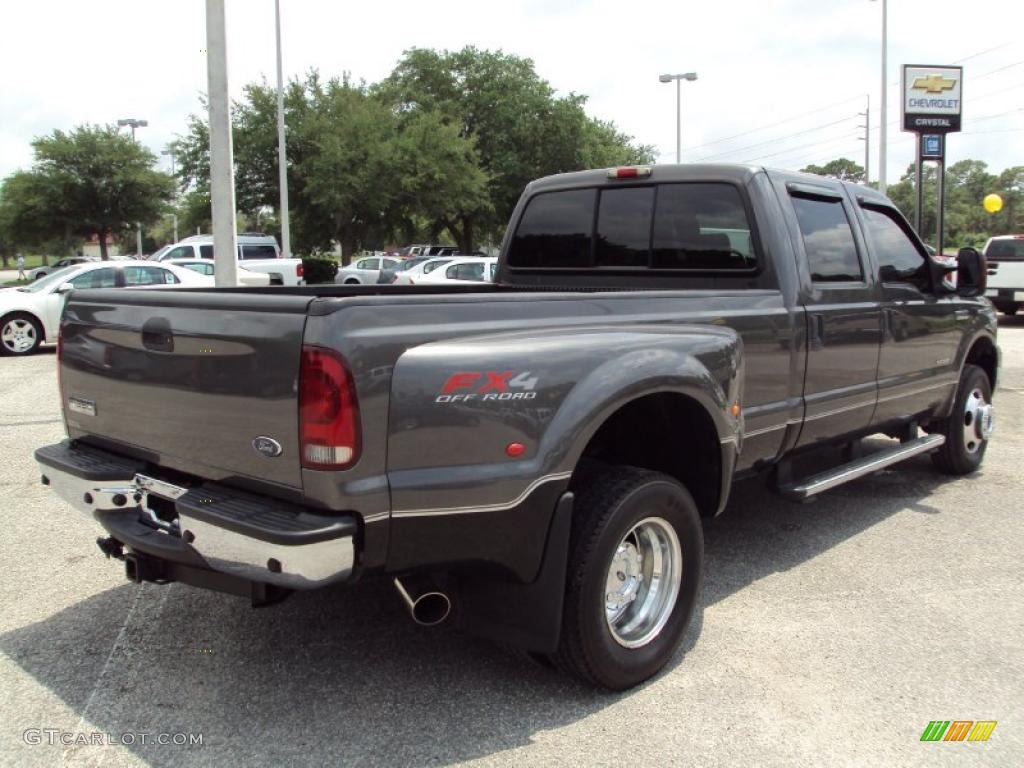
275 0 291 258
858 94 870 184
878 0 888 194
205 0 239 287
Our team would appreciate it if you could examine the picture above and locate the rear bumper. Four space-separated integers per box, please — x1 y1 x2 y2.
35 440 357 590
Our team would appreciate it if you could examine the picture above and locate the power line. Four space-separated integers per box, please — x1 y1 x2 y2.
677 95 864 154
953 42 1012 64
697 114 859 162
741 132 862 164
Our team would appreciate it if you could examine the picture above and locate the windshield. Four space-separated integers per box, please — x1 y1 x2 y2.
18 265 80 293
149 245 172 261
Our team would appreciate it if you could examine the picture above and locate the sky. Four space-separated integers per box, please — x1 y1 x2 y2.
1 0 1022 188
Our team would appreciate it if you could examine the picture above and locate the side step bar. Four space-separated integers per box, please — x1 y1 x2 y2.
778 434 945 501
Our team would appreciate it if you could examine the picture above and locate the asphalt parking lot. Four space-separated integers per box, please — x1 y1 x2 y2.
1 320 1022 768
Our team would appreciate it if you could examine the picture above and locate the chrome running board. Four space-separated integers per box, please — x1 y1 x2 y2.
778 434 946 501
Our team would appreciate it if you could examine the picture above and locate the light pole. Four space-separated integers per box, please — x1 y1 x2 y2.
659 72 698 164
161 149 179 243
117 118 148 256
205 0 239 287
117 117 148 141
871 0 888 194
274 0 291 258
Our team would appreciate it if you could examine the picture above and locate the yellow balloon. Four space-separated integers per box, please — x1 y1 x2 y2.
983 193 1003 214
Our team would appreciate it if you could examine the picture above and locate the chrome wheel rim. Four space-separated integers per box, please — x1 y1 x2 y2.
1 319 36 354
962 388 994 454
605 516 682 649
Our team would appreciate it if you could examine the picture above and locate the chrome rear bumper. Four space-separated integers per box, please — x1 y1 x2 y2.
37 441 356 590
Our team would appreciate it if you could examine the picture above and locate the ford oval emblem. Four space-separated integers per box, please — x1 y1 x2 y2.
252 436 283 458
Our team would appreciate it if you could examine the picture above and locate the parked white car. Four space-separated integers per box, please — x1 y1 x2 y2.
414 257 498 285
168 259 271 287
335 255 402 285
391 257 456 285
27 256 98 281
156 234 304 286
0 261 211 356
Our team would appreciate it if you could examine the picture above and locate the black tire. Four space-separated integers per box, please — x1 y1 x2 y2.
0 312 43 356
344 278 360 285
930 364 993 475
551 466 703 690
993 301 1019 316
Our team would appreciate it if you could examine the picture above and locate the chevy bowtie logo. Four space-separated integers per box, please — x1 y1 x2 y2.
912 74 957 93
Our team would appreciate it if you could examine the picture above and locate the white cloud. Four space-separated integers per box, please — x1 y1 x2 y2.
1 0 1020 187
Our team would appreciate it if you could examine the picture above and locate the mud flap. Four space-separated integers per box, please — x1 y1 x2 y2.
456 492 574 654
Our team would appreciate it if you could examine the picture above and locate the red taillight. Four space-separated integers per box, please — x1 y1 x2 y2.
296 263 304 277
299 346 360 470
608 166 653 179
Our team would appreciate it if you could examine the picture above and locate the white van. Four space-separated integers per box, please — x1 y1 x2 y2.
156 234 304 286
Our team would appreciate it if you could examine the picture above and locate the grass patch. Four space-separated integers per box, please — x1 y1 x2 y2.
3 253 65 270
3 279 30 288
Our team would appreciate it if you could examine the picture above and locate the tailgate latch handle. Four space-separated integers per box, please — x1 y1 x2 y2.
141 318 174 353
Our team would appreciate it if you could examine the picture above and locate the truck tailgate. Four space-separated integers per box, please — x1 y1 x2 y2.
59 289 313 491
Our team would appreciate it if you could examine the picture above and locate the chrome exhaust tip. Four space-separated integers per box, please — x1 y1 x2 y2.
393 576 451 626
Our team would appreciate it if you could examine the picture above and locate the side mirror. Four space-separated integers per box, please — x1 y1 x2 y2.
56 282 75 294
955 247 987 297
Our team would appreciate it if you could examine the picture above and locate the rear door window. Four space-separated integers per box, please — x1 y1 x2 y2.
199 245 213 259
124 266 179 286
791 196 863 282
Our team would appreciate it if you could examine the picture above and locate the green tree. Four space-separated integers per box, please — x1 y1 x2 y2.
376 47 653 250
801 158 865 183
0 126 174 259
995 166 1024 234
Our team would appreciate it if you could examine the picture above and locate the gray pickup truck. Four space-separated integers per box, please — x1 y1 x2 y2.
36 164 998 689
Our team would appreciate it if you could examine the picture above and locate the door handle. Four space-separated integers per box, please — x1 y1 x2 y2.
809 314 825 350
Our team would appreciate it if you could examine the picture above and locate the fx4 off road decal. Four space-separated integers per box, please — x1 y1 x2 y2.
436 371 539 403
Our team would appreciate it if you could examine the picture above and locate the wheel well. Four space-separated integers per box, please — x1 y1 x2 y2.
966 337 997 390
574 392 721 517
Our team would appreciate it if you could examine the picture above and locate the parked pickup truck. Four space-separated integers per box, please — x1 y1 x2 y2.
35 164 998 690
983 234 1024 315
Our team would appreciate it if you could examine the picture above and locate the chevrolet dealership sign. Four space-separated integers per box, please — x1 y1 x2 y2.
902 65 962 132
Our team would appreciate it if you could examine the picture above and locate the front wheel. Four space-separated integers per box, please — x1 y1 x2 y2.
1 313 43 356
930 364 994 475
551 466 703 690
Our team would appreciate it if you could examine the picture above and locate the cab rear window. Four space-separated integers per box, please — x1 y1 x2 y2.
508 183 757 271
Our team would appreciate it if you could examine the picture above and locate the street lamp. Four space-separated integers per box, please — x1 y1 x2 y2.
870 0 887 194
116 118 148 142
274 0 291 259
117 118 148 256
162 148 179 243
659 72 698 164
